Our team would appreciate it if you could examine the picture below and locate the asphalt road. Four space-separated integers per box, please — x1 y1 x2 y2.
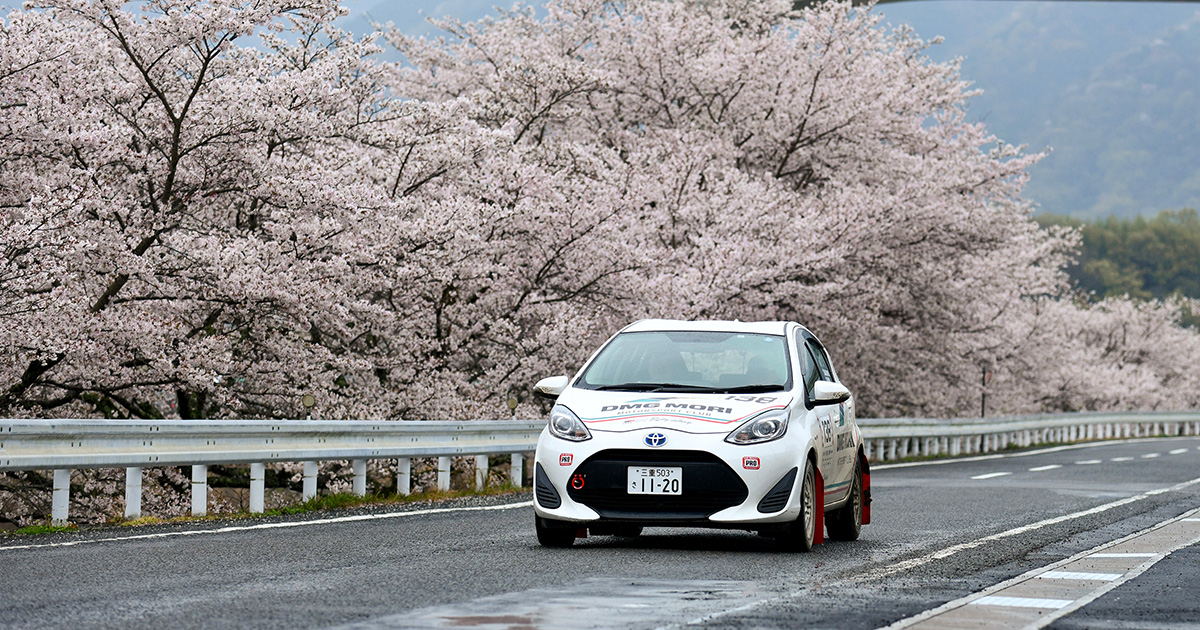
2 436 1199 630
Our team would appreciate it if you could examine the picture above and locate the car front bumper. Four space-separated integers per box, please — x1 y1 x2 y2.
532 427 807 527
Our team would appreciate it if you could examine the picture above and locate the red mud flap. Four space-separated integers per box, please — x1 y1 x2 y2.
814 467 825 545
861 455 872 525
576 528 588 539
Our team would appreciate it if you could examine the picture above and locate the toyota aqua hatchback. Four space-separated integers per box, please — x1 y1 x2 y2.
531 319 870 551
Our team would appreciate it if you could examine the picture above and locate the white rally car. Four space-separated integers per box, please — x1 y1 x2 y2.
531 319 870 551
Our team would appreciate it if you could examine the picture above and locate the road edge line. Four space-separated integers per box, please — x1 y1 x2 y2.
0 500 534 552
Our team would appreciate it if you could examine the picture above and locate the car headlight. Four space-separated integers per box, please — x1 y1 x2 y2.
548 405 591 442
725 409 789 445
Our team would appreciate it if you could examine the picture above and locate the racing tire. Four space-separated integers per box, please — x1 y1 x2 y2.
536 516 576 548
776 463 816 553
825 459 862 542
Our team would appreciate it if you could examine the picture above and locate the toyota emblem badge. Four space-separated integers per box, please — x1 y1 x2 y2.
644 432 667 448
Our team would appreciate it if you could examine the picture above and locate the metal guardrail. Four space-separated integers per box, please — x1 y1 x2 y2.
859 411 1200 462
3 411 1199 526
0 419 543 526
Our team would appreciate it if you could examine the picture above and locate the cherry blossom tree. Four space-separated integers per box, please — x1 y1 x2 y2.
4 0 1200 525
386 0 1087 417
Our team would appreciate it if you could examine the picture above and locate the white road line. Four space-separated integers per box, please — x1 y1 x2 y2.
881 507 1200 630
1038 571 1122 581
869 475 1200 580
662 472 1200 630
1029 465 1062 472
1142 453 1161 459
1111 457 1134 461
1169 449 1189 455
971 595 1073 609
971 472 1012 480
1184 518 1200 523
0 500 534 552
1075 460 1102 465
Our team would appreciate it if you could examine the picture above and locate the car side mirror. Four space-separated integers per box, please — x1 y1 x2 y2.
811 380 851 406
533 375 569 400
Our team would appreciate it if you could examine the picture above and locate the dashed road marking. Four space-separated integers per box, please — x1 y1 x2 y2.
1169 448 1189 455
1038 571 1122 581
867 475 1200 581
1075 460 1102 465
971 472 1012 480
1142 453 1161 459
1111 457 1134 462
1029 464 1062 472
971 596 1073 609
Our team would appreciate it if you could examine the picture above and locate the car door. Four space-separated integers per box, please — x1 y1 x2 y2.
803 335 855 502
795 332 838 496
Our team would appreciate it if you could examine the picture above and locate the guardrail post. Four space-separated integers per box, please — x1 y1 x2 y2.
396 457 411 496
475 454 488 491
124 467 142 520
302 461 317 501
511 453 524 487
352 459 367 497
51 469 70 526
437 456 451 491
949 437 960 457
250 463 265 513
191 465 207 516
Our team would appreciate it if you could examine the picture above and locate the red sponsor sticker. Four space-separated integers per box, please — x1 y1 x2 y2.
743 456 760 470
559 453 573 466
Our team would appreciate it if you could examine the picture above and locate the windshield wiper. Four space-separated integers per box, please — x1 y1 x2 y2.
592 383 717 393
720 384 785 394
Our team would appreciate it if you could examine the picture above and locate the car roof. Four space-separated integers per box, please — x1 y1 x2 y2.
621 319 796 336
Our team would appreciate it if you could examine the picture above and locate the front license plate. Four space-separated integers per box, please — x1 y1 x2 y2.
627 466 683 495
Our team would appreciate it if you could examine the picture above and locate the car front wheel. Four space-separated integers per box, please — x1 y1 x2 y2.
776 462 816 552
825 458 862 541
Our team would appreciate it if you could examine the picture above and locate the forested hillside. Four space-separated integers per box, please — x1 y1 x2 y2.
1038 210 1200 302
879 1 1200 219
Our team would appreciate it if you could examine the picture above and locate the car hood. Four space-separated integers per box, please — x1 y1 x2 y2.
559 390 793 435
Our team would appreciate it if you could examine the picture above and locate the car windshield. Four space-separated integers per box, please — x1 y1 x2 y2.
576 330 792 393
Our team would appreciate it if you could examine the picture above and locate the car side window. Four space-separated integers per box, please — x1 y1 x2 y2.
800 343 819 395
807 340 833 382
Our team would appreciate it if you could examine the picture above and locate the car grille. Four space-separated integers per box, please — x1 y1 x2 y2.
566 449 748 520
